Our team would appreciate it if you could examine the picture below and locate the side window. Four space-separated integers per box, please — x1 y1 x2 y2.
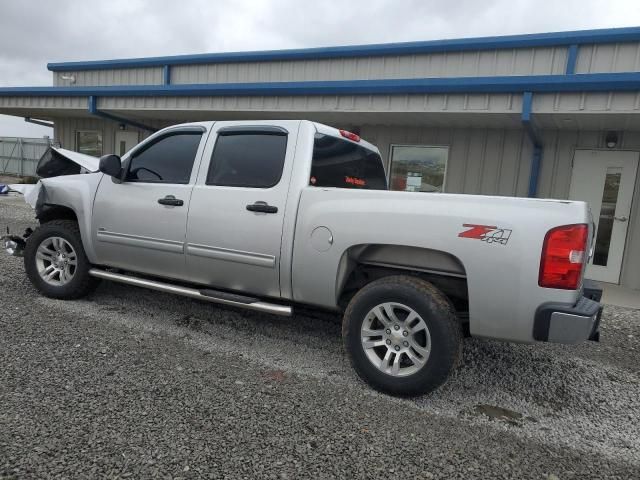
310 134 387 190
206 132 287 188
125 131 202 184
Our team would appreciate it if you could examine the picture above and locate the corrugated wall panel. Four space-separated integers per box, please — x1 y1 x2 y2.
98 93 520 115
53 117 169 153
170 47 566 84
53 67 164 87
534 92 640 113
575 42 640 73
358 125 531 196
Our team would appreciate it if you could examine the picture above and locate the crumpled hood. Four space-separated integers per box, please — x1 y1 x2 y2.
35 147 99 177
9 147 100 207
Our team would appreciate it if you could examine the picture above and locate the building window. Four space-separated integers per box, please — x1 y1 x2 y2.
389 145 448 193
75 130 103 157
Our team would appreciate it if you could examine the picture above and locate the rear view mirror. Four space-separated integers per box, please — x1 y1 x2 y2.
99 154 122 178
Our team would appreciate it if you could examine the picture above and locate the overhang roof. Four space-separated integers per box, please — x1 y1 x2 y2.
45 26 640 72
1 73 640 98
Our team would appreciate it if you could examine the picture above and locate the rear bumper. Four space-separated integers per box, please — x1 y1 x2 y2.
533 281 603 344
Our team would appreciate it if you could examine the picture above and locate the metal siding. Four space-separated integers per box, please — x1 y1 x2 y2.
52 67 164 87
97 93 520 114
576 42 640 73
358 125 530 197
169 47 566 85
53 117 169 154
533 91 640 113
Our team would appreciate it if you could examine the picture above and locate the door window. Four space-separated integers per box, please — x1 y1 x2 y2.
389 145 448 192
310 133 387 190
207 131 288 188
126 131 202 184
593 168 622 266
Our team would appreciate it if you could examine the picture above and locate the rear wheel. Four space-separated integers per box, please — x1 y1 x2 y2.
24 220 100 299
342 275 461 396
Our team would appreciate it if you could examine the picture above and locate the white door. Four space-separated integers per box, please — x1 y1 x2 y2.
186 121 299 299
114 130 139 156
569 150 639 284
93 128 206 281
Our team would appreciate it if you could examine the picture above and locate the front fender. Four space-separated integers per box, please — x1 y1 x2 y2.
37 173 103 263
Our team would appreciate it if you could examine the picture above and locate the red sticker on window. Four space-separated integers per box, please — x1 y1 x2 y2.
310 176 317 185
345 176 366 186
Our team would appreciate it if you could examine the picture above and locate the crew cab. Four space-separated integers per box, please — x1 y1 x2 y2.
3 120 603 396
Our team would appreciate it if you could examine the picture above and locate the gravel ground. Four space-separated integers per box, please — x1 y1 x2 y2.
1 195 639 479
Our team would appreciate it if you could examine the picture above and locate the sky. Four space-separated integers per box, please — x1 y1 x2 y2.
1 0 640 137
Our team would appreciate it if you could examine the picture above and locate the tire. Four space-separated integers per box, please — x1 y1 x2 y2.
342 275 461 396
24 220 100 299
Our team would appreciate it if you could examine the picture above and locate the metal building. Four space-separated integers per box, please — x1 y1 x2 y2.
1 27 640 290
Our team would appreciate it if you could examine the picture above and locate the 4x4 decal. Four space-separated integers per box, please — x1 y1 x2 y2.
458 224 512 245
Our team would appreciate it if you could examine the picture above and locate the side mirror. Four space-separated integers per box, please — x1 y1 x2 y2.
99 154 122 178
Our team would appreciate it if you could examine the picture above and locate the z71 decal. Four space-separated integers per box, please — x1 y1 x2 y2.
458 224 512 246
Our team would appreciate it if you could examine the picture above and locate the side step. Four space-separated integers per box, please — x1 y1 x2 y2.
88 268 292 316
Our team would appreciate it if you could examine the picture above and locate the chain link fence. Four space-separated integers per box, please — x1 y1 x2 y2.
0 137 52 177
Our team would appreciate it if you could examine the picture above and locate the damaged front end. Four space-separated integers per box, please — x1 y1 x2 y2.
7 146 99 206
3 147 100 256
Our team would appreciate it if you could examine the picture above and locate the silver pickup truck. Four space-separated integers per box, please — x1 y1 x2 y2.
4 120 603 396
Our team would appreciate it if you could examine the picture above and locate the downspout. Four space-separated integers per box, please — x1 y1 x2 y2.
87 96 158 133
521 91 543 197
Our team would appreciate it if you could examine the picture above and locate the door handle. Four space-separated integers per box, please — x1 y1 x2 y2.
614 216 628 222
246 201 278 214
158 195 184 207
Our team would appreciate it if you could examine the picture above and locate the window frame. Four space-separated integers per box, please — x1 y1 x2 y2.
205 127 289 189
75 130 103 157
123 127 205 185
388 144 450 193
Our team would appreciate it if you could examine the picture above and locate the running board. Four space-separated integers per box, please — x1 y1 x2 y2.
88 268 292 316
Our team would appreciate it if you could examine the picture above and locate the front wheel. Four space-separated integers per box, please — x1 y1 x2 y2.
342 275 461 396
24 220 100 299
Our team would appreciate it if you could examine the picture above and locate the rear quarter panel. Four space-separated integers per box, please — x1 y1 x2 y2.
292 188 590 343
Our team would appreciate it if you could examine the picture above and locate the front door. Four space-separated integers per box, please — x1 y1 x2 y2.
92 127 206 280
569 150 639 284
114 130 139 156
186 121 299 299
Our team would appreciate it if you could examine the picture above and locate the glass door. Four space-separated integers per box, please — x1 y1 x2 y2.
569 150 639 284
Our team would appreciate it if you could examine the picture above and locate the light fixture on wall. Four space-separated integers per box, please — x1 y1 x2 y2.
119 124 126 131
605 131 619 149
59 74 76 84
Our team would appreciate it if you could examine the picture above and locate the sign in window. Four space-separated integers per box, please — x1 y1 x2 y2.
389 145 448 193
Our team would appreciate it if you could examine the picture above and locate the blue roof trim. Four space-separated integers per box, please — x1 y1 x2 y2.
47 27 640 72
2 72 640 97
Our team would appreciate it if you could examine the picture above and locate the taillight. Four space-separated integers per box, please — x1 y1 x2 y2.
539 224 589 290
339 129 360 142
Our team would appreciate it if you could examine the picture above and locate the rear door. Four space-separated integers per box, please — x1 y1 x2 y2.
92 126 207 280
185 121 299 298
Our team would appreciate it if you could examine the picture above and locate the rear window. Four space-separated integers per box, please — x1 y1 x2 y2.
310 133 387 190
